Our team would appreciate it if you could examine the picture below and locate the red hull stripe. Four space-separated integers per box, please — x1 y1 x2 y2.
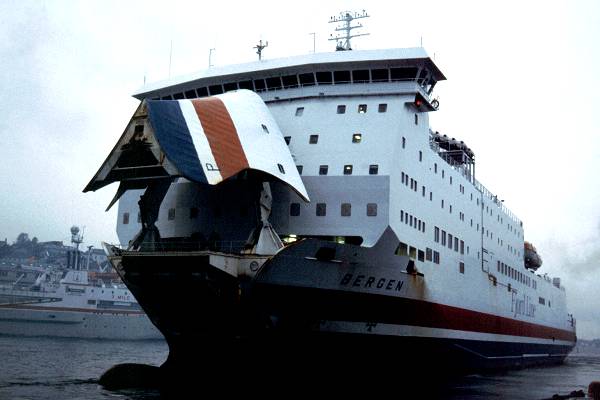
255 284 577 342
191 97 249 180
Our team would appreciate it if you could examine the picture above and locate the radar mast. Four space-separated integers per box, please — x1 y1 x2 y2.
328 10 370 51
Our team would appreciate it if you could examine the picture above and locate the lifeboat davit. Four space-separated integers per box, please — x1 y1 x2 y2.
524 241 542 271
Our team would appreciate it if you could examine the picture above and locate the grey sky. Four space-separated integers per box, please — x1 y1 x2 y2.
0 0 598 337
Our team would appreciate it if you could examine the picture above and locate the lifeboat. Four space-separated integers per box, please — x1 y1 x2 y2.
524 241 542 271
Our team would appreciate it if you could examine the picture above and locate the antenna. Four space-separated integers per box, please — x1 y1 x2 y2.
254 40 268 60
309 32 316 53
328 10 370 51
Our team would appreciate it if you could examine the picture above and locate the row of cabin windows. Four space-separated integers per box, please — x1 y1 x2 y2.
396 243 442 266
292 132 366 145
400 210 426 233
497 261 534 288
290 202 378 217
333 103 388 114
306 164 378 176
433 226 466 255
124 206 249 225
155 67 434 100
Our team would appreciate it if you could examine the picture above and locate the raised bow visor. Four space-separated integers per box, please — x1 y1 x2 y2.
84 89 309 208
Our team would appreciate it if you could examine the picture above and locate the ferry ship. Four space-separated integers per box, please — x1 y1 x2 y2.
85 13 575 377
0 228 161 340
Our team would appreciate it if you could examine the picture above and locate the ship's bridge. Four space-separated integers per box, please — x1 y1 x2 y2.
134 48 445 112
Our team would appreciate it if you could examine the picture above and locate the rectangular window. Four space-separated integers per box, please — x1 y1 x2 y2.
298 72 315 86
459 262 465 274
341 203 351 217
419 151 423 162
316 71 332 85
358 104 368 113
434 163 438 173
334 70 351 84
319 165 328 175
415 114 418 125
261 124 269 133
369 165 379 175
460 240 465 255
122 212 129 224
433 251 440 264
316 203 326 216
418 250 425 262
402 137 406 149
409 246 417 259
209 84 223 95
309 134 319 144
454 237 459 252
290 203 300 216
448 234 453 249
400 210 404 222
253 79 266 91
422 186 425 197
434 226 440 243
223 82 238 92
173 93 184 100
343 165 353 175
396 242 408 257
418 220 422 231
371 68 389 82
190 207 199 219
297 165 303 174
422 222 426 232
196 87 209 97
366 203 378 217
284 136 291 145
337 105 346 114
441 230 447 246
539 297 546 305
352 133 362 143
238 80 253 91
295 107 304 116
409 215 413 226
352 69 370 83
184 89 196 99
168 208 176 221
378 103 387 113
426 248 433 261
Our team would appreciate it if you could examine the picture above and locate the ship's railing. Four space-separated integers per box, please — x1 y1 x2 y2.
429 136 522 226
110 240 249 254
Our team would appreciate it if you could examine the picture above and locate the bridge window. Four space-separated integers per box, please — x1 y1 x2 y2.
194 87 207 97
266 77 282 90
208 85 223 95
173 93 184 100
390 67 418 81
184 90 196 99
371 68 389 82
337 105 346 114
281 75 298 88
341 203 351 217
253 79 266 91
223 82 238 92
238 80 253 90
160 95 173 100
299 72 316 86
334 70 351 84
316 71 332 85
352 69 370 83
316 203 327 216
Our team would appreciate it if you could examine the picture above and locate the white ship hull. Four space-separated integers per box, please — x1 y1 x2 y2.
0 305 161 340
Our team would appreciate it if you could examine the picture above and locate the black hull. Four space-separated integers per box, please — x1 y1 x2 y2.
118 253 572 379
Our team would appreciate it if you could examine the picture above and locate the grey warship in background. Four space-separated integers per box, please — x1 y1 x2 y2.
85 13 575 375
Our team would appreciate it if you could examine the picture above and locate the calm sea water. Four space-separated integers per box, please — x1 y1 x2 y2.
0 335 597 399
